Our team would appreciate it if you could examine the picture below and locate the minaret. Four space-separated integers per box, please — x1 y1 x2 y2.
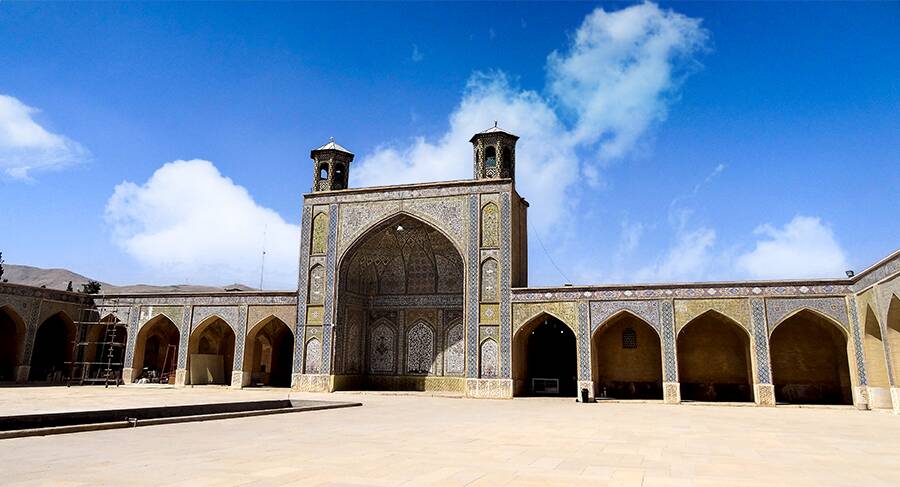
310 138 354 191
470 121 519 180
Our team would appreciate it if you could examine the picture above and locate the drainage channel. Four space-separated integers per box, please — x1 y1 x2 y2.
0 399 362 439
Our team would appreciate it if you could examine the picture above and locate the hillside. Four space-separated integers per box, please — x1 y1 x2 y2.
2 264 257 294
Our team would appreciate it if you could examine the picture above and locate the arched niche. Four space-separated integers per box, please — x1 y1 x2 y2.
677 310 753 402
243 316 294 387
591 311 663 399
187 316 235 385
133 314 180 383
769 309 852 405
0 305 27 381
30 311 76 382
512 312 577 397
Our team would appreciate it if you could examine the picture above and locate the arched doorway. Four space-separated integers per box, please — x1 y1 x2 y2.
677 311 753 402
591 312 662 399
0 306 26 382
133 315 180 383
187 317 235 385
243 317 294 387
513 314 577 397
769 310 852 405
75 314 128 383
333 214 464 391
29 312 76 382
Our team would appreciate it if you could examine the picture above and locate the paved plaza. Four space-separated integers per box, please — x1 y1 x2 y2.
0 387 898 486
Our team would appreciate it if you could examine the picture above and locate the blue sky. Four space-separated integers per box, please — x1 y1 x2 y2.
1 2 898 289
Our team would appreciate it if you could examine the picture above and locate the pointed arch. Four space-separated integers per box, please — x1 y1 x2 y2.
243 316 293 387
769 309 852 405
29 311 77 382
0 305 27 381
677 310 753 402
444 321 465 376
513 312 578 397
368 319 396 374
187 316 235 385
591 310 662 399
133 314 180 383
862 305 889 388
480 257 499 302
769 306 849 339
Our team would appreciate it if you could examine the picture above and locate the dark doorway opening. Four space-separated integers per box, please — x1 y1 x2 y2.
515 315 577 397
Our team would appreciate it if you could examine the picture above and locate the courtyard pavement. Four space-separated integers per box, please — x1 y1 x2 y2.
0 386 898 486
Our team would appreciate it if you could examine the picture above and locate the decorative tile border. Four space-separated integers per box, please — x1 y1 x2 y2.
321 205 338 374
466 195 479 378
660 300 677 383
750 298 771 384
577 302 590 381
499 192 512 379
232 305 248 371
847 297 868 386
513 283 851 302
190 306 240 332
294 206 312 374
177 306 192 369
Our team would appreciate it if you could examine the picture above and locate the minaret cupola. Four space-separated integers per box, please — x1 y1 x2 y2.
310 138 354 191
470 121 518 180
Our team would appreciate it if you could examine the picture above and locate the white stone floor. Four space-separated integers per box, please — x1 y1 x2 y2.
0 386 898 486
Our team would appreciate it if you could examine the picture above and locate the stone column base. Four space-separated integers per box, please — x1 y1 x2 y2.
230 371 244 389
852 386 869 410
121 367 135 384
577 380 595 402
175 368 187 387
663 382 680 404
291 373 330 392
754 384 776 406
891 388 900 414
465 378 513 399
867 386 893 409
14 365 30 384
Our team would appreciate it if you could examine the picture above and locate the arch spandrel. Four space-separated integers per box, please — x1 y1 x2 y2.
37 302 79 326
138 306 184 330
248 305 297 334
512 302 578 336
765 297 849 335
874 274 900 325
337 197 468 262
674 299 750 335
590 300 660 334
190 306 240 334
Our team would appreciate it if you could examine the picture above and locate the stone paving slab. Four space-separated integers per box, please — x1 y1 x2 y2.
0 388 898 486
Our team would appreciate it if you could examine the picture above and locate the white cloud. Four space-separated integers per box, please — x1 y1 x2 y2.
547 2 707 160
105 160 300 289
736 216 848 279
0 94 88 180
353 2 708 236
636 226 717 282
411 44 424 63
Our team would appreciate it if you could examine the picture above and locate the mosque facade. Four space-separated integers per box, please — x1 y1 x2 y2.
2 126 899 411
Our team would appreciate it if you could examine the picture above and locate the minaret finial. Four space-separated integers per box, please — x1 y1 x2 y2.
494 120 498 127
329 136 334 142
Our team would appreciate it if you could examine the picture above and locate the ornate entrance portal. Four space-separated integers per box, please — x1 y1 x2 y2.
333 214 465 391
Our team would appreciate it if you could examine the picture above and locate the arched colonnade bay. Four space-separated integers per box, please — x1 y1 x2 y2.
509 294 874 407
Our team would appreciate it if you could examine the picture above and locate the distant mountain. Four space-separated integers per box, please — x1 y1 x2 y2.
2 264 258 294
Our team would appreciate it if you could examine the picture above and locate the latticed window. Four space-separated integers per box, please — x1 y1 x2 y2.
622 328 637 349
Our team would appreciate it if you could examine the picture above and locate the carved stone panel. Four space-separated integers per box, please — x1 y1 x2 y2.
304 338 321 374
369 322 396 374
481 202 499 248
406 321 435 374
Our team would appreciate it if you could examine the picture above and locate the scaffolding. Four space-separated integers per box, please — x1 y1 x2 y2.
67 302 129 387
